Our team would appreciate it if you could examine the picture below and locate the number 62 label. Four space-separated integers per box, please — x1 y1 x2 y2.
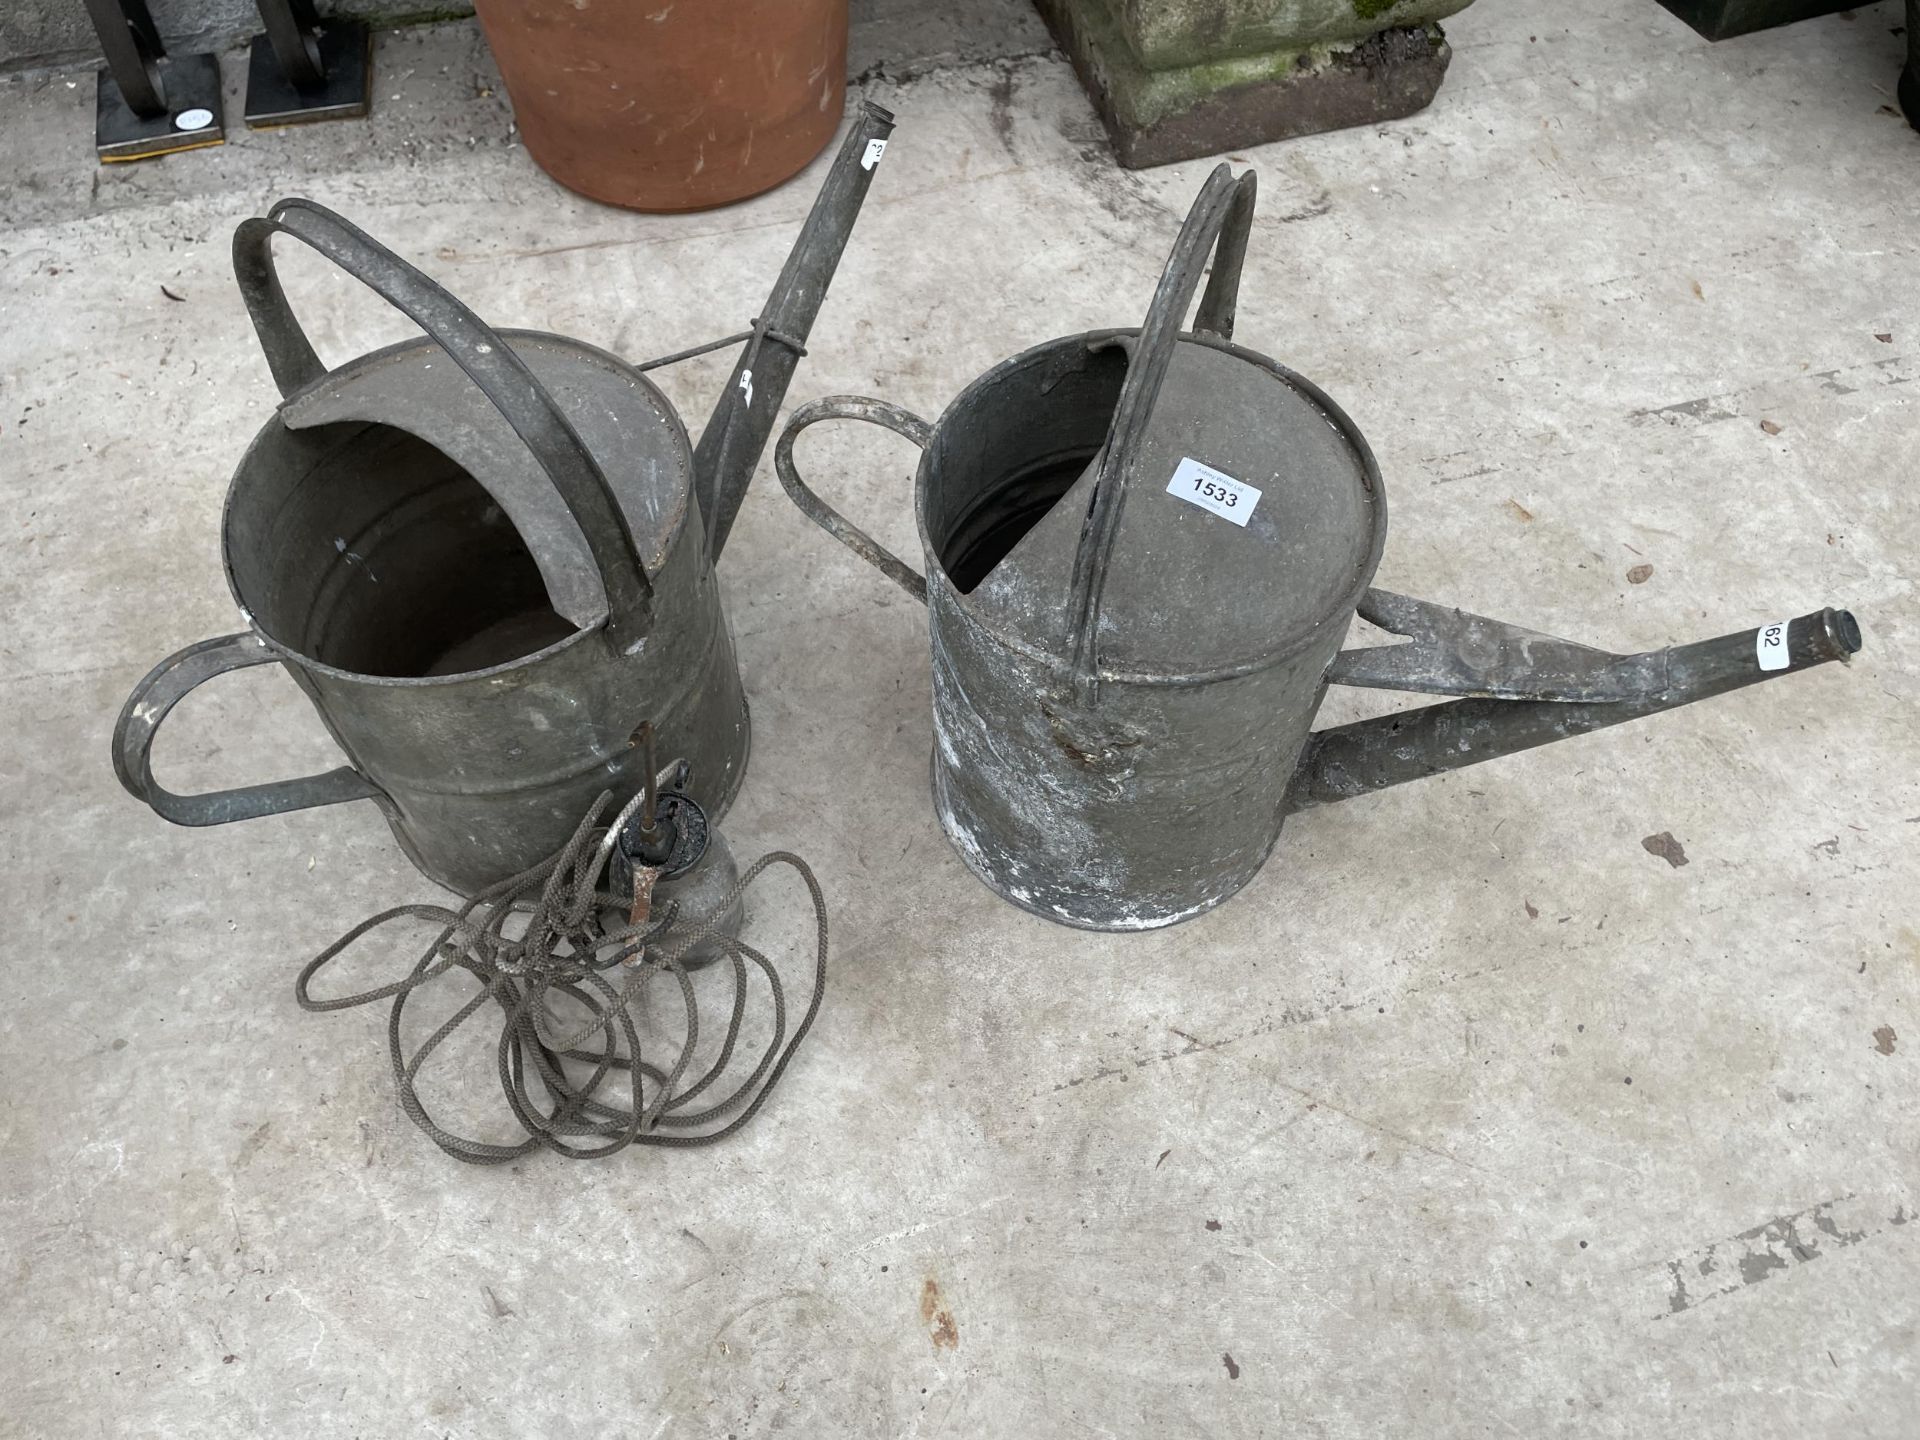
1756 619 1790 672
1168 456 1262 527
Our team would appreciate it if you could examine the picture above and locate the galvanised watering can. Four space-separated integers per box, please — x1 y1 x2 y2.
112 104 895 895
776 165 1861 931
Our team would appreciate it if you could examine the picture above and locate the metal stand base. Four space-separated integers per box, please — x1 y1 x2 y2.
1904 0 1919 133
95 51 224 162
243 20 371 128
1653 0 1852 41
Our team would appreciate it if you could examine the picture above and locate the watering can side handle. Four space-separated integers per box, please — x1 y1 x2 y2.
1064 166 1259 700
230 199 657 644
111 633 385 827
774 396 934 605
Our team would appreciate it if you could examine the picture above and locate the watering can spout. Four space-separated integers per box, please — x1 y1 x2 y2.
1287 602 1862 814
692 100 897 560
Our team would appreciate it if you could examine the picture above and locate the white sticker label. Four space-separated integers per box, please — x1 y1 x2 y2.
738 369 754 408
861 138 888 171
1167 456 1261 527
1756 619 1790 671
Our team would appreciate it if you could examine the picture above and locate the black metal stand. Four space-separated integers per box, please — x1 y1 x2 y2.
244 0 371 128
1652 0 1852 41
1903 0 1919 134
85 0 226 162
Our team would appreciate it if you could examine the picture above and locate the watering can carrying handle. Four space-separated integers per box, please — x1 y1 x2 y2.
230 199 657 641
112 633 386 826
774 395 936 604
1065 164 1259 698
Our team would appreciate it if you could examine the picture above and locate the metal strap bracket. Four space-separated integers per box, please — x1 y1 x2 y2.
637 317 809 374
1327 588 1671 702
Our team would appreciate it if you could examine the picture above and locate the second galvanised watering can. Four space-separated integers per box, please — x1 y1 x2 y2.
776 165 1862 931
112 103 895 895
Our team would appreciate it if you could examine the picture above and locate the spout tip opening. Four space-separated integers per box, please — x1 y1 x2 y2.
1829 608 1863 656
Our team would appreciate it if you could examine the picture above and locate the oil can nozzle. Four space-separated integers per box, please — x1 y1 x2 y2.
616 790 710 881
618 723 706 880
611 779 736 964
610 720 732 953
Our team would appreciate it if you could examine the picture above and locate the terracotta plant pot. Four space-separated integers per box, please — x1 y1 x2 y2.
472 0 849 212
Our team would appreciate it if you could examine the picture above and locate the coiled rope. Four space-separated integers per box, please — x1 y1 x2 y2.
295 789 827 1165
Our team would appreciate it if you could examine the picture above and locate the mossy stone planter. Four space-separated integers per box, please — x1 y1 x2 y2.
1034 0 1476 167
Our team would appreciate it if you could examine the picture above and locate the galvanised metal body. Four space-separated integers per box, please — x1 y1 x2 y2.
777 166 1862 931
112 104 894 895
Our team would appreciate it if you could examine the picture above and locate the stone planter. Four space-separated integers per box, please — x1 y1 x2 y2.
1033 0 1476 168
1655 0 1853 41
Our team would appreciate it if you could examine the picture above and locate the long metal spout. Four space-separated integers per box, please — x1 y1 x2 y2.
1288 607 1861 812
693 100 897 560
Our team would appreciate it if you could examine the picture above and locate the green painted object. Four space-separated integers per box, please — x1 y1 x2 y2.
1036 0 1467 167
1114 0 1473 69
1654 0 1853 41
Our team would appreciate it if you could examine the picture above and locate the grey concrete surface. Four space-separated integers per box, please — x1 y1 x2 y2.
0 0 471 76
1 0 1047 77
2 3 1916 1437
849 0 1054 80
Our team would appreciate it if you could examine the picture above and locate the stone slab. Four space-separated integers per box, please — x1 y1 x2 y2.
1037 0 1453 166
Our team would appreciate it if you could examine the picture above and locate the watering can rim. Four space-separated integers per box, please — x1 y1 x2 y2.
222 587 605 692
234 198 665 650
263 325 698 613
218 329 698 688
915 326 1390 688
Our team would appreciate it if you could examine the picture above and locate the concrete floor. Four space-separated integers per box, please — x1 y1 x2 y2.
3 1 1917 1435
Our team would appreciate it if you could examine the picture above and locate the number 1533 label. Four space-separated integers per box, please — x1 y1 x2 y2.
1167 456 1262 527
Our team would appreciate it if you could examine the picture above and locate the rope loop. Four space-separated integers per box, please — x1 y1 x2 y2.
296 791 829 1165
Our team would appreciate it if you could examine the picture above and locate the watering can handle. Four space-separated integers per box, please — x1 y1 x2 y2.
112 633 387 826
774 395 936 604
1064 164 1258 698
230 198 657 643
